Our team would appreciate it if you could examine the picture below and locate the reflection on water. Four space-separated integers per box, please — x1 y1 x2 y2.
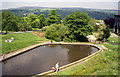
2 44 99 75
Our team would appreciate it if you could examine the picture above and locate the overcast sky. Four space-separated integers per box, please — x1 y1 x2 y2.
0 0 120 10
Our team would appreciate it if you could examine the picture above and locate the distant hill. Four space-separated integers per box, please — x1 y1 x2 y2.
3 7 117 20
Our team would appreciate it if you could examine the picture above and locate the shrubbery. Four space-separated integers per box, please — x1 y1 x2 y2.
97 24 110 41
45 24 68 42
45 11 94 42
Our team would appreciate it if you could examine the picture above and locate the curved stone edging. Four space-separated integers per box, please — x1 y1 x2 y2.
1 42 102 76
33 42 102 77
0 43 45 62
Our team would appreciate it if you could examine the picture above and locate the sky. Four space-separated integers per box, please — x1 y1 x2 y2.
0 0 120 10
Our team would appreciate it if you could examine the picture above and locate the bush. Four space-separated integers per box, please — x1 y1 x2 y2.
45 24 68 42
41 26 49 32
97 24 110 41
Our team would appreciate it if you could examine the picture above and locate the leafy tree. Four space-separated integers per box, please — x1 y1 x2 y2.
88 18 100 31
63 11 93 42
27 14 39 28
47 10 61 26
97 24 110 41
2 11 18 33
39 14 46 28
16 15 25 31
45 24 68 42
97 24 106 40
23 17 32 31
104 25 110 40
33 18 40 28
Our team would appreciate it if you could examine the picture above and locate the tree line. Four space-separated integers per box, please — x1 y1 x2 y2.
2 9 110 42
2 10 61 33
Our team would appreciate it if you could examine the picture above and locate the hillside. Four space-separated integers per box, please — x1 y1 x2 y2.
4 7 117 20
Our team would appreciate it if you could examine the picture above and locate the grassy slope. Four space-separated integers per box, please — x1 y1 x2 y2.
106 36 119 43
2 32 50 54
51 39 118 76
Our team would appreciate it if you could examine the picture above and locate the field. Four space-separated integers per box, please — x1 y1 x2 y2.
1 32 50 54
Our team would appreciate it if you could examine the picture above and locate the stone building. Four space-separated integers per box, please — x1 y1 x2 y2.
113 15 120 35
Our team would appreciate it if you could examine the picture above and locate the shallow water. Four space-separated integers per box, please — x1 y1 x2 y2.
2 44 99 75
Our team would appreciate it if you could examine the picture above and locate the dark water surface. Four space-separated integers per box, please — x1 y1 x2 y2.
2 44 99 75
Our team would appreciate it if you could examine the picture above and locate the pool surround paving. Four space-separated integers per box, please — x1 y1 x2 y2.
1 42 102 76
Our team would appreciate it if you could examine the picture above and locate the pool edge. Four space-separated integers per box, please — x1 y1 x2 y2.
33 42 102 77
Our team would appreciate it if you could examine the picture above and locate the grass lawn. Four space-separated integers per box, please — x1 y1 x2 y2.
1 32 50 54
106 36 119 44
50 42 118 76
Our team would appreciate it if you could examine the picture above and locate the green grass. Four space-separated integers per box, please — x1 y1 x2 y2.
106 36 119 44
51 43 118 76
2 32 50 54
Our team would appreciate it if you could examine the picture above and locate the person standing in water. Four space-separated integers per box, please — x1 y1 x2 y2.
55 62 59 73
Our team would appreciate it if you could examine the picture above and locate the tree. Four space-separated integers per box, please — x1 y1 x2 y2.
45 24 68 42
47 10 61 26
104 25 110 40
33 18 40 28
27 14 39 28
39 14 46 28
63 11 93 42
89 18 101 31
23 17 32 31
16 15 25 31
97 24 110 41
2 11 17 33
97 24 106 40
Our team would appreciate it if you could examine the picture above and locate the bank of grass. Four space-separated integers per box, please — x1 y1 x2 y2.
106 36 119 43
50 43 118 76
2 32 50 54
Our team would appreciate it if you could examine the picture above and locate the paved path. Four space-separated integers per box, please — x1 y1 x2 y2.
9 31 33 34
47 58 91 76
